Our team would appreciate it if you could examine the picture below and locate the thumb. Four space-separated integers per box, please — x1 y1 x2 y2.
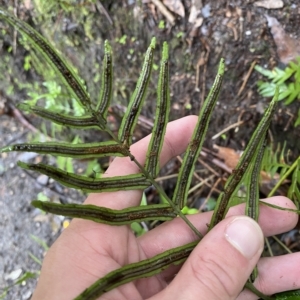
155 216 264 300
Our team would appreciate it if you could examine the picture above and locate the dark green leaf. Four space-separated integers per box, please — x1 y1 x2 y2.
32 201 176 225
145 42 170 178
18 103 101 129
1 141 128 158
18 161 151 192
118 38 155 146
173 58 225 209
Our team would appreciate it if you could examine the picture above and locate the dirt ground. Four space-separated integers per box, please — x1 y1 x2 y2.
0 1 300 299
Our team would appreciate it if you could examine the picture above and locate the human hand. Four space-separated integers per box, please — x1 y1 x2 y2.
31 116 299 300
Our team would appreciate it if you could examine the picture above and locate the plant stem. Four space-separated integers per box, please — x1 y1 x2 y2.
268 157 299 197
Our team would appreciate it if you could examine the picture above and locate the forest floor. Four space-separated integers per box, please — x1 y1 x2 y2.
0 1 300 299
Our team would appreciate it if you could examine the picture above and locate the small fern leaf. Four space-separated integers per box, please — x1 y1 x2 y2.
255 65 277 79
31 201 176 225
173 58 225 209
18 161 151 192
18 103 101 129
284 82 300 105
210 88 279 229
145 42 170 178
1 141 128 158
0 7 106 128
96 40 113 118
118 37 156 146
274 66 294 85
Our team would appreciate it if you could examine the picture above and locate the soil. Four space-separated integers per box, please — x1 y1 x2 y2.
0 1 300 299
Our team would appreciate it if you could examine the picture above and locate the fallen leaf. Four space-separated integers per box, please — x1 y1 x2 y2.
34 214 50 223
254 0 284 9
213 144 241 171
163 0 185 18
265 14 300 64
151 0 176 24
188 3 203 36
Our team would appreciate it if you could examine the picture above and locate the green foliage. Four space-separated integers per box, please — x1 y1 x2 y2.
260 142 300 209
0 7 294 300
28 235 50 266
261 143 289 179
288 158 300 208
255 58 300 126
158 20 165 29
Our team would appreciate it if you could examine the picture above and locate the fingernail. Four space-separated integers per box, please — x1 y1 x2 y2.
225 217 263 259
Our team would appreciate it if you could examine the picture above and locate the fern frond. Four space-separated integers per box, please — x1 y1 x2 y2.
0 7 284 299
255 59 300 110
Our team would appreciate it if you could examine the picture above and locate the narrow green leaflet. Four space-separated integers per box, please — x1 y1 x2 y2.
118 38 155 146
145 42 170 178
1 141 128 158
74 241 198 299
245 135 267 222
260 200 300 213
0 7 106 127
17 103 100 129
245 135 267 283
209 88 279 230
96 40 113 118
172 59 225 209
18 162 151 192
32 201 176 225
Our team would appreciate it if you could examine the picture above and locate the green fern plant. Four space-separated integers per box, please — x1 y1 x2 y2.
1 7 300 300
255 57 300 126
